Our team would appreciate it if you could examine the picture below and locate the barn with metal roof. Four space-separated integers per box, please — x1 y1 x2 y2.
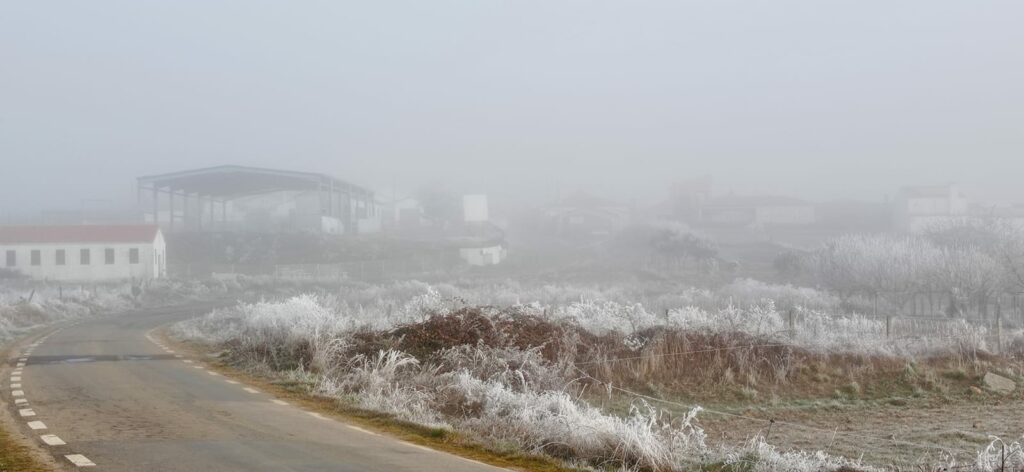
136 165 379 235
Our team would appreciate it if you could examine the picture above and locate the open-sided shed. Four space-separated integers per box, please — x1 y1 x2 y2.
137 165 377 234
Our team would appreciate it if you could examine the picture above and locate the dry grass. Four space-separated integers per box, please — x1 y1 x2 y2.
0 425 50 472
161 330 585 472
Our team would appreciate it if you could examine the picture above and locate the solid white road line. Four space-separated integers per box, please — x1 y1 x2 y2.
19 408 35 417
65 454 96 467
402 441 435 452
243 387 260 394
271 399 288 406
346 425 379 436
27 421 46 430
41 434 66 446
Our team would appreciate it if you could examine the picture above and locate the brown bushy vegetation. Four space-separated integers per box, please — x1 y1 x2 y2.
244 306 1007 405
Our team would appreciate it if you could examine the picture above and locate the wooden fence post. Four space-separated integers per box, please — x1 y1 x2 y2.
885 315 891 339
996 310 1003 356
787 310 795 339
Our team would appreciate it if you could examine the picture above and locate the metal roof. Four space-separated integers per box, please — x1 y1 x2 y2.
137 165 373 198
0 225 162 244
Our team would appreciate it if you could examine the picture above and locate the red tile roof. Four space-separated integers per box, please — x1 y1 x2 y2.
0 225 161 244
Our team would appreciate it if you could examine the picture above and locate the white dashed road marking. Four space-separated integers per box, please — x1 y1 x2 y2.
307 412 327 420
243 387 260 394
19 408 36 417
183 360 194 364
11 383 20 388
271 399 288 406
41 434 66 446
15 398 28 405
27 420 46 430
207 371 219 376
225 380 239 384
12 390 24 397
11 377 20 382
16 362 25 367
65 454 96 467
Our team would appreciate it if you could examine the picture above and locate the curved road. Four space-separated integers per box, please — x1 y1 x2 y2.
4 304 506 471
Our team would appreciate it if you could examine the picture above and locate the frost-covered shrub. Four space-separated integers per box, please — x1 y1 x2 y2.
719 278 841 313
974 436 1024 471
173 281 1017 471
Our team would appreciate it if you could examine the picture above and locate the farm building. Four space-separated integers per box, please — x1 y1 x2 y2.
543 193 631 238
893 183 969 232
701 195 816 227
0 225 166 282
137 165 380 235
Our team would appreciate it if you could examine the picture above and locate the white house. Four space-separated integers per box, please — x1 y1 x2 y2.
459 244 506 266
701 195 816 227
894 184 969 232
0 225 167 282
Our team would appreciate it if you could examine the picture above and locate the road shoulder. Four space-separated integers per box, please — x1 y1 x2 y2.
156 327 582 472
0 332 64 472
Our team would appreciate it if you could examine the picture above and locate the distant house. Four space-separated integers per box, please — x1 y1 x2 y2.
0 225 167 282
543 193 630 238
894 184 968 232
701 195 815 228
668 176 714 223
379 196 425 231
455 195 506 266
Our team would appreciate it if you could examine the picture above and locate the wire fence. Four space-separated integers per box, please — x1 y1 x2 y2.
168 253 464 281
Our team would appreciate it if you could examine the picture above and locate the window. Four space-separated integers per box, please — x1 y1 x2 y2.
30 250 40 266
105 248 115 264
4 250 15 267
129 248 139 264
56 249 66 266
80 248 90 265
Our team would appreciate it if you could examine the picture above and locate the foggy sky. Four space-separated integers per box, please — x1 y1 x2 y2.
2 1 1023 214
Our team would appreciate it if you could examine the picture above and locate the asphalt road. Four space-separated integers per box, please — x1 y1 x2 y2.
4 304 507 471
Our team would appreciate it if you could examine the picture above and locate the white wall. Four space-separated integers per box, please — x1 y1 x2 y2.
459 245 505 266
1 236 165 282
463 195 489 222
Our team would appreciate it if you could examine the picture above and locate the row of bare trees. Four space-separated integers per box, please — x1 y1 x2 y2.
798 220 1024 319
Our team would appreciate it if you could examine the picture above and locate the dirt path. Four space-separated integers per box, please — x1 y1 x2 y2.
696 396 1024 468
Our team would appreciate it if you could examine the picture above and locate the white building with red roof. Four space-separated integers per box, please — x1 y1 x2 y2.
0 225 166 282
